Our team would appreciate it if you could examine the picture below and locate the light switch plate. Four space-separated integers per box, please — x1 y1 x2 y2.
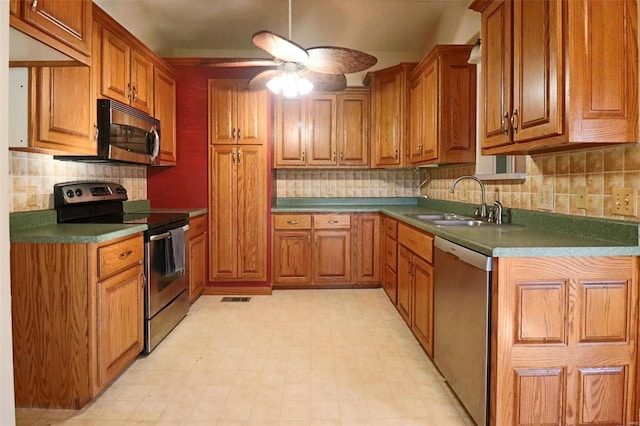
611 187 637 216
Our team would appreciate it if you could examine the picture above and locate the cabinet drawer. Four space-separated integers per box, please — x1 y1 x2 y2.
274 214 312 230
313 214 351 229
189 215 207 237
385 235 397 270
383 217 398 239
398 223 433 263
98 235 144 279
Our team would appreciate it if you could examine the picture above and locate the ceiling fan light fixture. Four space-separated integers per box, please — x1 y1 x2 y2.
266 71 314 98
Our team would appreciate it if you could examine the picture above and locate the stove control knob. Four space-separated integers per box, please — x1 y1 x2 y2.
75 189 83 197
66 189 74 198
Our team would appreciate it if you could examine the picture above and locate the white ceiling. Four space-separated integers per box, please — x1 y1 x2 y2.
93 0 480 83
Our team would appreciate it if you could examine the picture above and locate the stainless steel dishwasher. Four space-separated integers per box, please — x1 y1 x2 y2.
434 236 492 426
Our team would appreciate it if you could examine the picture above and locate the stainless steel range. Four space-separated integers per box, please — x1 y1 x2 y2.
54 181 190 354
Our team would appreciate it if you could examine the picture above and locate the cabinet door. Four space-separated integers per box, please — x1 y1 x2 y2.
396 246 412 325
481 0 513 149
354 214 380 283
313 230 351 283
209 146 237 280
337 92 370 167
208 80 237 144
21 0 91 55
33 66 96 154
306 94 337 166
97 265 143 388
10 0 18 15
383 265 398 305
372 70 403 167
420 61 439 161
100 27 131 105
236 145 267 280
272 231 312 285
274 96 307 166
411 255 433 357
512 0 563 142
129 49 154 114
154 67 176 164
237 87 268 145
189 233 206 302
408 75 424 165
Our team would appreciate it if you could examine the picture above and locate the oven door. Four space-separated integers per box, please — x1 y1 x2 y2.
145 224 189 319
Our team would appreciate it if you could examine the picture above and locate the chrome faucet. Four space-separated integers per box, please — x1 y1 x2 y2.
450 175 488 218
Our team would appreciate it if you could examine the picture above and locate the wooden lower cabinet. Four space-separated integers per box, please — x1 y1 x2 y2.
272 213 379 287
188 214 207 302
381 216 398 303
11 233 144 409
396 223 434 358
492 256 638 425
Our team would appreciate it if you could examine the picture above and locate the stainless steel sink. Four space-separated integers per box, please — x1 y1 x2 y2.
430 219 490 227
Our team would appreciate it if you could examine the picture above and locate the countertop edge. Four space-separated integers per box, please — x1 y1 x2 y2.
10 224 147 244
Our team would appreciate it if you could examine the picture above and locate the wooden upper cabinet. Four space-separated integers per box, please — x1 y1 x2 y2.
154 67 177 165
337 90 370 167
98 26 154 115
17 0 92 58
470 0 638 154
408 45 476 166
273 89 370 168
208 79 268 145
366 63 416 168
29 66 96 155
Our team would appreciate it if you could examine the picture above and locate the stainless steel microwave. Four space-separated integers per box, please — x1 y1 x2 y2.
55 99 161 165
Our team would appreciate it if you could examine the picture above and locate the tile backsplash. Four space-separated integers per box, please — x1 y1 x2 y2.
276 169 424 198
9 151 147 212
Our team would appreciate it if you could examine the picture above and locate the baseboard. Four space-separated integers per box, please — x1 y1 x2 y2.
202 286 273 296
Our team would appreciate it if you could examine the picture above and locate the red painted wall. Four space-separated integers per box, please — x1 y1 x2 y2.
147 64 273 289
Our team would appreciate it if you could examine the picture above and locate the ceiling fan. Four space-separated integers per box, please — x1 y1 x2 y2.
209 0 378 96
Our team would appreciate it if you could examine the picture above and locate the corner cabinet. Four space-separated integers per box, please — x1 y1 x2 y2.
492 256 638 425
470 0 638 154
408 45 476 165
208 79 268 145
11 233 144 409
364 63 416 168
273 89 370 168
10 0 92 65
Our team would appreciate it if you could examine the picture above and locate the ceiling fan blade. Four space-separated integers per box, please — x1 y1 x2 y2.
248 70 281 91
204 59 278 68
252 30 309 63
299 69 347 92
305 47 378 74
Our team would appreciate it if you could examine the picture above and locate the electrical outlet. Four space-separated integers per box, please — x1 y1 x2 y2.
538 184 555 211
326 186 334 196
575 186 587 210
26 186 38 207
611 187 637 216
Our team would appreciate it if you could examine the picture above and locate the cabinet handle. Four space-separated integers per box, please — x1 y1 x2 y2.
94 124 99 142
237 128 241 141
119 250 133 259
232 128 236 140
333 151 336 162
340 151 344 161
287 220 300 225
394 149 398 160
231 150 236 163
502 112 509 134
307 235 311 243
511 109 518 134
302 151 306 162
327 220 339 224
237 149 242 164
31 0 37 12
127 83 132 101
132 85 138 102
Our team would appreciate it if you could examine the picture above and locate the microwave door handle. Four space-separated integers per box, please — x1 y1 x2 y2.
149 126 160 160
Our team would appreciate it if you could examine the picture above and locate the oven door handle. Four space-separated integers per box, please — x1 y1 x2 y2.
148 224 190 241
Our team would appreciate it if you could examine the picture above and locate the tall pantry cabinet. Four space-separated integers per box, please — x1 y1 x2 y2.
208 80 268 283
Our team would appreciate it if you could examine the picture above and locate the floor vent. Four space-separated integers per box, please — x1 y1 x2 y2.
220 296 251 302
